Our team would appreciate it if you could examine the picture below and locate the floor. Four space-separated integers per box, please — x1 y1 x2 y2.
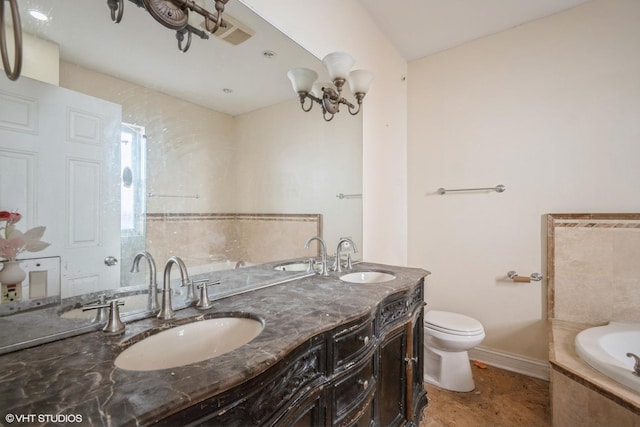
420 363 551 427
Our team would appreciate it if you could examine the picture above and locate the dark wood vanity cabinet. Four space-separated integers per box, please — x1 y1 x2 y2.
160 281 426 427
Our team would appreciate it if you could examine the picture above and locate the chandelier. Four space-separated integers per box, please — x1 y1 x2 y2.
107 0 230 52
287 52 373 122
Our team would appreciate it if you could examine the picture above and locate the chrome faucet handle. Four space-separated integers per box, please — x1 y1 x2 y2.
82 295 108 323
182 277 200 304
83 299 125 335
195 280 221 310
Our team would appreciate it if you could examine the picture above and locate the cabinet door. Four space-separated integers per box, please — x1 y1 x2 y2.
406 308 427 422
377 326 407 427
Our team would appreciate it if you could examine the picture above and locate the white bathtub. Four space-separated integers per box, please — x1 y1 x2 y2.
575 321 640 393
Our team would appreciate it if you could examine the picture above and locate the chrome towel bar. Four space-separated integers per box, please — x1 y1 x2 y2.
437 184 506 195
147 193 200 199
336 193 362 199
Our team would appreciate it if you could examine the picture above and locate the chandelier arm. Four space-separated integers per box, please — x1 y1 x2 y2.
0 0 22 81
323 110 335 122
300 95 314 112
108 0 124 23
347 102 361 116
173 0 228 33
176 30 192 53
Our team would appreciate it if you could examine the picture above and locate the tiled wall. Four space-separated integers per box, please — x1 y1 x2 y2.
146 213 322 270
547 214 640 324
547 213 640 425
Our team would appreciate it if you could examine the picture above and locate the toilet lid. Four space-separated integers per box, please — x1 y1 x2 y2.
424 310 484 335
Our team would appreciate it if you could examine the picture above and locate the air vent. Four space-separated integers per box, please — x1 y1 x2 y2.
200 13 254 46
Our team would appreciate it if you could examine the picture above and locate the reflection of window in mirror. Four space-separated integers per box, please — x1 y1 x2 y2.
120 123 147 238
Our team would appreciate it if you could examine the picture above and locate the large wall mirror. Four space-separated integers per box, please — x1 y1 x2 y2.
0 0 362 348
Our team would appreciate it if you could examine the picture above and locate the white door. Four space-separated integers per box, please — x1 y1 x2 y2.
0 76 122 298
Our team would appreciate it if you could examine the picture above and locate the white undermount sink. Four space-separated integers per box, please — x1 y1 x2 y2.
340 271 396 284
114 316 264 371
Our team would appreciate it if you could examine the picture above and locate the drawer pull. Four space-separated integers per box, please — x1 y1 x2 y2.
358 379 369 390
405 357 418 364
358 335 370 345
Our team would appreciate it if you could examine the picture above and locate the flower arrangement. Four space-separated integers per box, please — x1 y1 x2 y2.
0 211 50 261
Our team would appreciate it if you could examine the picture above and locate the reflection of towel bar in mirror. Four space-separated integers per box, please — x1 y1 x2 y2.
337 193 362 199
437 184 506 195
147 193 200 199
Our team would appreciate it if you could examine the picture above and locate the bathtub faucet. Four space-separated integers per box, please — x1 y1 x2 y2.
627 352 640 377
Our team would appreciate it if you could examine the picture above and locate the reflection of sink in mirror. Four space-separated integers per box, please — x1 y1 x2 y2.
274 260 316 272
340 271 396 284
60 294 150 320
114 316 264 371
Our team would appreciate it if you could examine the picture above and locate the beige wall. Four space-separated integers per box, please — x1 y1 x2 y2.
241 0 409 265
234 99 362 250
407 0 640 361
60 62 237 214
61 62 362 252
2 31 59 85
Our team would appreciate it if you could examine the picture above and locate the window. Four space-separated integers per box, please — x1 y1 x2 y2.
120 123 146 237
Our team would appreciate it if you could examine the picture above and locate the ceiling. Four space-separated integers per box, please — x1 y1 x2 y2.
357 0 592 61
16 0 592 115
18 0 324 116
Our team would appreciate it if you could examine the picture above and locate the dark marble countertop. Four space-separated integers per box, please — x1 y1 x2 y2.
0 261 428 426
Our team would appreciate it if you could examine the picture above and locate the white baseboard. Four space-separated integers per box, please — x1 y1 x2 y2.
468 346 550 381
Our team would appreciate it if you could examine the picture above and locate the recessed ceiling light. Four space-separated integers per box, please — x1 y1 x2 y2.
28 9 50 22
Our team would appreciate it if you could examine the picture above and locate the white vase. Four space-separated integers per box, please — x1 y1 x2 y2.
0 260 27 285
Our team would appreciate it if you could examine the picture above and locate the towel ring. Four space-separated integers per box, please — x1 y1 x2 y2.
0 0 22 81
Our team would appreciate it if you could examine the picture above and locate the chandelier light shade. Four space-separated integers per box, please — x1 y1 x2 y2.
322 52 355 80
287 68 319 94
287 51 374 121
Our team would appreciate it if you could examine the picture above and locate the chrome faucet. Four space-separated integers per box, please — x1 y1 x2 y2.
335 237 358 272
305 236 329 276
627 353 640 377
130 251 159 312
157 256 190 320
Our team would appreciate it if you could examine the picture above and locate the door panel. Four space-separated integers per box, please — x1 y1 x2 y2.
0 77 122 298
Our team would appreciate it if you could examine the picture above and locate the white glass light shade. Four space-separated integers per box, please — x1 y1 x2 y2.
287 68 318 93
348 69 374 94
322 52 355 81
312 81 336 98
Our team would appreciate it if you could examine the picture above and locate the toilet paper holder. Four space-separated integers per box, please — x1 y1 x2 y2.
507 271 543 283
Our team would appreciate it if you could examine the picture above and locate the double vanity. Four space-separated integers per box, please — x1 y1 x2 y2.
0 260 429 426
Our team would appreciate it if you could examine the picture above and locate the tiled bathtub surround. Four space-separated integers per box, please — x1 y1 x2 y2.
546 214 640 425
146 213 322 269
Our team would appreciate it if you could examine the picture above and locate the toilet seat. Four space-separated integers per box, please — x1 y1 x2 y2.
424 310 484 337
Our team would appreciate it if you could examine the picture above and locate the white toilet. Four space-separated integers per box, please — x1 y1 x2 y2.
423 310 485 392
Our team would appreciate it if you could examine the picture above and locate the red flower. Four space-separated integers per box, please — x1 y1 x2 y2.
0 211 21 224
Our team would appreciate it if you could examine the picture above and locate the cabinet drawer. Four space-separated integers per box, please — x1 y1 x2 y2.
332 354 375 421
333 318 374 370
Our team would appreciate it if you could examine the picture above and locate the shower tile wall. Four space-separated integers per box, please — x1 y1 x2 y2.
145 213 321 269
549 215 640 324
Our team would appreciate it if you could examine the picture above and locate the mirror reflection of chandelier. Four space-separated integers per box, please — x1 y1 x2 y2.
107 0 231 52
287 52 374 122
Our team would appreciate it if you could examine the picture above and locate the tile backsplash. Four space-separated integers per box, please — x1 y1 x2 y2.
547 214 640 324
146 213 322 271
